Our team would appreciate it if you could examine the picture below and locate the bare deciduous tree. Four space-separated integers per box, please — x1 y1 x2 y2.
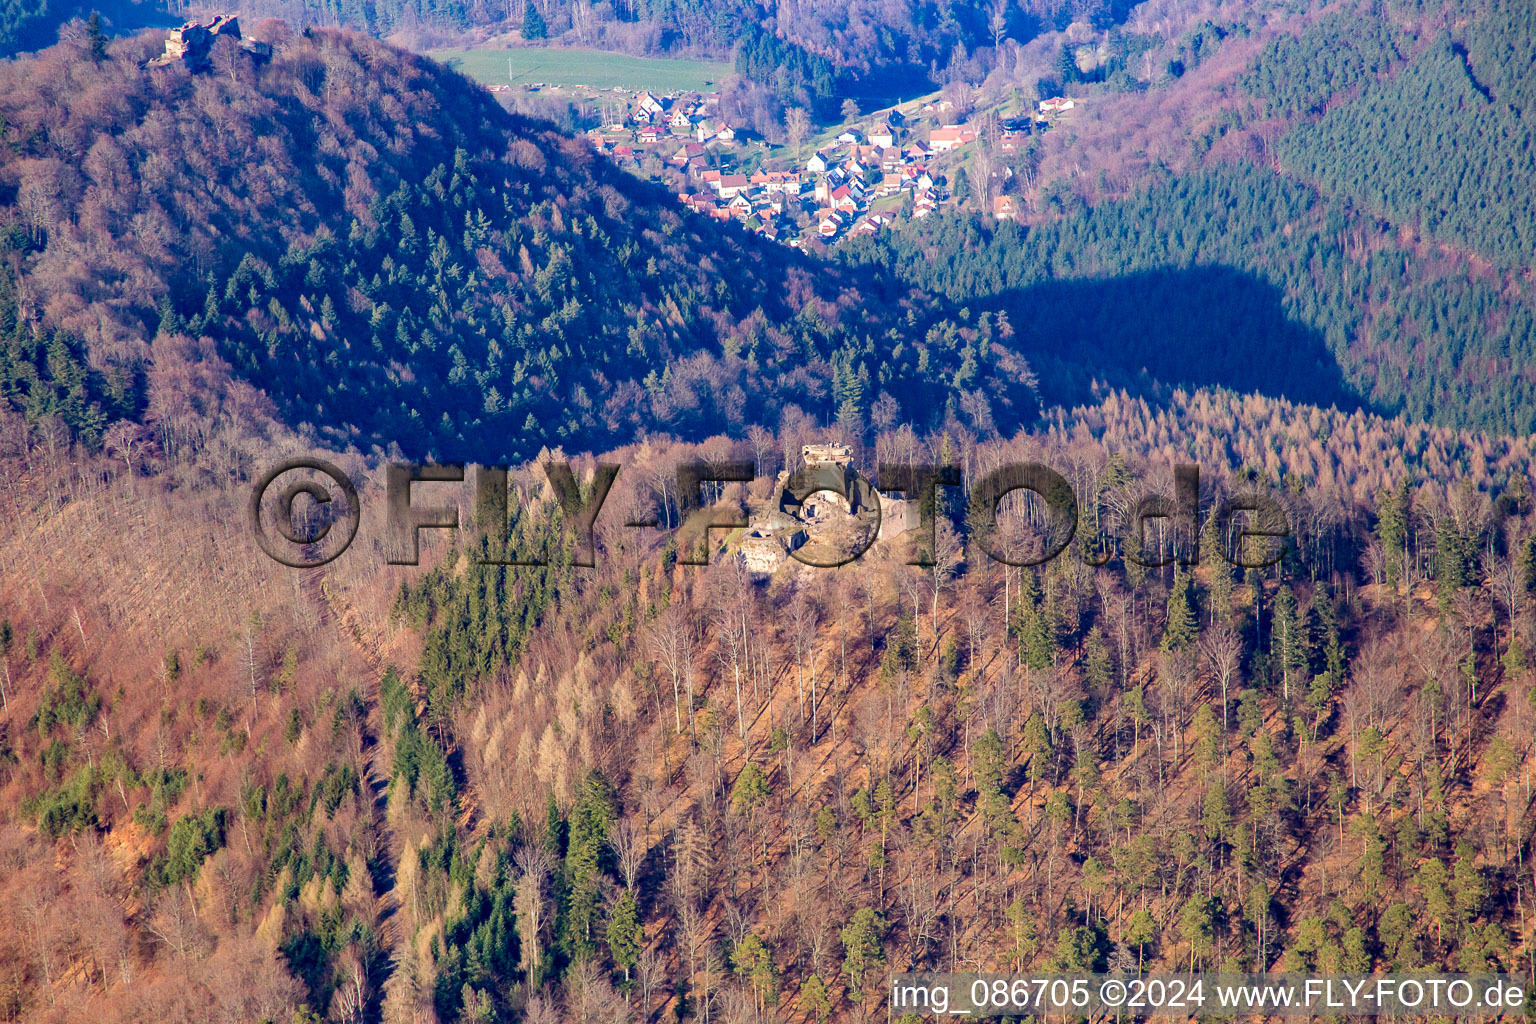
515 845 554 972
611 817 646 892
145 885 202 961
1199 624 1242 731
648 607 696 735
784 107 811 164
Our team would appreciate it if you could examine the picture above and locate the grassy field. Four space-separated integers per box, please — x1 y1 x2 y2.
428 47 733 93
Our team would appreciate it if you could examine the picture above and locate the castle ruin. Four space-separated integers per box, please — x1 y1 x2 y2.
148 14 270 70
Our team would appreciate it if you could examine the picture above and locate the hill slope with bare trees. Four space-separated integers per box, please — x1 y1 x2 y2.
4 387 1536 1021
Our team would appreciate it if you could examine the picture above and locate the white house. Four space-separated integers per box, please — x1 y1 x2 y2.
928 126 977 152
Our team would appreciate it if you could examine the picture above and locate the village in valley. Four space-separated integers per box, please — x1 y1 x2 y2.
575 86 1079 247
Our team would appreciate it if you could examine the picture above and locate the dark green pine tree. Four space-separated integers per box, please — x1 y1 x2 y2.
1161 570 1198 652
1056 43 1078 84
418 735 455 812
952 166 971 204
1268 585 1309 704
87 11 107 62
1520 535 1536 598
521 0 546 39
157 297 186 338
1434 515 1475 614
544 793 565 858
562 770 616 959
606 888 643 981
1012 568 1040 641
1083 626 1113 700
1023 604 1055 670
1316 592 1346 682
1373 481 1410 587
1020 712 1052 793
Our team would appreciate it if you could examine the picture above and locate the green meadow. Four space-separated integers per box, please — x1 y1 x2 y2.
428 46 733 92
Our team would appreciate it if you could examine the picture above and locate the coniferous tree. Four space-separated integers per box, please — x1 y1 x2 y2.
802 974 832 1022
521 0 546 39
1435 516 1475 614
563 770 617 959
605 888 642 982
86 11 106 62
840 908 888 996
1269 586 1307 703
1161 571 1198 652
1055 44 1078 84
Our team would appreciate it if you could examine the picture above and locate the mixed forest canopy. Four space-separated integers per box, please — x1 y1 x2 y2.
7 402 1536 1022
0 26 1036 462
7 0 1536 1021
0 0 154 57
837 0 1536 438
198 0 1138 103
11 0 1536 463
845 161 1536 435
1236 7 1404 118
1276 0 1536 272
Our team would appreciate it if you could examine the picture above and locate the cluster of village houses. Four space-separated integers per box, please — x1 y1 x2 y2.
583 87 1078 244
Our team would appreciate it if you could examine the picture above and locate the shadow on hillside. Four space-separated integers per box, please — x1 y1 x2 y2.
605 161 1358 430
988 264 1360 415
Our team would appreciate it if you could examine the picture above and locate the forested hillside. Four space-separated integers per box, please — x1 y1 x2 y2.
832 0 1536 438
5 0 1536 1021
221 0 1096 93
0 263 138 450
6 392 1536 1022
0 0 155 57
0 0 86 55
845 162 1536 435
0 27 1034 461
1236 8 1403 117
1276 0 1536 271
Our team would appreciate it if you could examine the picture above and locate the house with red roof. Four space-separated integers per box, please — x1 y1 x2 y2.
715 173 750 198
928 126 977 152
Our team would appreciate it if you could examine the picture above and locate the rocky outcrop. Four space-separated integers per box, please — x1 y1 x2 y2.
148 15 270 70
